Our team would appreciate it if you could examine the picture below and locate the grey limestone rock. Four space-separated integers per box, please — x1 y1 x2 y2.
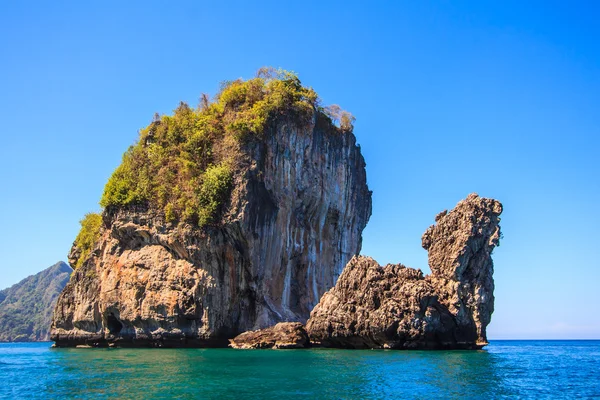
305 194 502 349
51 114 372 347
229 322 309 349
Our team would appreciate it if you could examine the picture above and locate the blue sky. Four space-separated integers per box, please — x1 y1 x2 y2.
0 1 598 339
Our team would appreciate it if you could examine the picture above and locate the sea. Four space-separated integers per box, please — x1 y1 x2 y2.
0 341 598 399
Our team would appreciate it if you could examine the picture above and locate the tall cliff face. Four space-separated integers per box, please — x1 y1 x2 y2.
306 194 501 349
0 262 71 342
51 112 371 347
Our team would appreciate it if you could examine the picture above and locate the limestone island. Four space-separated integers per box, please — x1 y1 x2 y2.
51 68 502 350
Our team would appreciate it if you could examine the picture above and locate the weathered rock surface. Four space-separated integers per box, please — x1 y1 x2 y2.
306 194 502 349
422 193 502 347
51 116 371 347
229 322 309 349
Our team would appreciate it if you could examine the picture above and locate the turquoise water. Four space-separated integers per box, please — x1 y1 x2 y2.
1 341 598 399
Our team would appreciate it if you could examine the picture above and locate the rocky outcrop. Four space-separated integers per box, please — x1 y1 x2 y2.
306 194 502 349
422 193 502 347
229 322 309 349
0 262 72 342
51 115 372 347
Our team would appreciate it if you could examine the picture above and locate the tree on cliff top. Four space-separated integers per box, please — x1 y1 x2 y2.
99 68 355 229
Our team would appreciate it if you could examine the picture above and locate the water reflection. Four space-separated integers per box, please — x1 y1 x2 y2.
44 347 507 399
1 341 599 399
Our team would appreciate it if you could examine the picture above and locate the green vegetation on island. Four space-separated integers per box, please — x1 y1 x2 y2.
0 262 72 341
73 213 103 269
71 68 354 267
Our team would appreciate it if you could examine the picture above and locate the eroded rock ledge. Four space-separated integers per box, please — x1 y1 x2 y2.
229 322 309 349
231 194 502 350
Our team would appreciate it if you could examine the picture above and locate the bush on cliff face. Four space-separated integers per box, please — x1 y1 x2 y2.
98 68 354 228
197 163 233 227
73 213 102 269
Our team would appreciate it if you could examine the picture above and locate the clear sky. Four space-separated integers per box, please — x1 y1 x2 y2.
1 1 598 339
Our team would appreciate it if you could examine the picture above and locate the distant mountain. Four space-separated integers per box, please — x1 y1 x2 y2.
0 262 71 342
